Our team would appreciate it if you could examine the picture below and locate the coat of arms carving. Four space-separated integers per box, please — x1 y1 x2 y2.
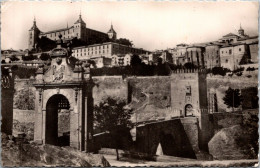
53 64 65 82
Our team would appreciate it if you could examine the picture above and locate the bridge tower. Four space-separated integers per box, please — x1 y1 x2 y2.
171 69 210 150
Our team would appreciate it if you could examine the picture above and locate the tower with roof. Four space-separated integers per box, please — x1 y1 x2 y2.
107 23 117 40
73 14 87 41
28 17 41 50
238 24 245 37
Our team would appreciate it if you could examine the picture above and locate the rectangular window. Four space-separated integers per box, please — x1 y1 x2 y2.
239 48 241 51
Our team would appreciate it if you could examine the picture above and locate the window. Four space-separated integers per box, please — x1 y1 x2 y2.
226 59 228 63
216 60 219 63
239 48 241 51
186 86 191 95
229 49 232 55
222 51 224 54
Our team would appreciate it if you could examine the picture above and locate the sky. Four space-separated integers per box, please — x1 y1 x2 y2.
1 1 259 51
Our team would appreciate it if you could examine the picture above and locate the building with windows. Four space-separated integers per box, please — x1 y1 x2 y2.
148 50 173 65
218 25 249 44
28 15 116 51
248 42 258 63
111 54 132 66
204 43 222 69
170 25 258 70
1 49 25 61
90 56 112 68
219 43 250 70
72 42 149 60
186 46 205 68
175 44 189 65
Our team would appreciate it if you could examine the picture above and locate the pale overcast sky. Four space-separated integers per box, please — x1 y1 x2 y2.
1 1 259 51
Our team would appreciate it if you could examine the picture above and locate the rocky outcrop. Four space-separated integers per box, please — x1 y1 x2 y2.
1 133 110 167
208 125 256 160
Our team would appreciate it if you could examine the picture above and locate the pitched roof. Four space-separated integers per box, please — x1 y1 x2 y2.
223 33 239 37
107 25 116 34
40 27 71 35
74 14 85 24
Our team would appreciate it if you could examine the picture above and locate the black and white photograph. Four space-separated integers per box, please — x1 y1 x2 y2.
1 1 259 167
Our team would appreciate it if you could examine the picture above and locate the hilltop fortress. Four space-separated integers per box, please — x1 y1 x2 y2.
28 14 117 50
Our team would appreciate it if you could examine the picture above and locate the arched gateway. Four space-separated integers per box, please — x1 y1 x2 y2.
33 35 94 152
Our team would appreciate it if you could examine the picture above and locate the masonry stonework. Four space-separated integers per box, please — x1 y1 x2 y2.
33 37 94 152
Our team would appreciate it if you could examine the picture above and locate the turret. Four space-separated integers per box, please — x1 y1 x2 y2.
107 24 117 40
28 17 41 51
238 24 245 36
73 13 86 41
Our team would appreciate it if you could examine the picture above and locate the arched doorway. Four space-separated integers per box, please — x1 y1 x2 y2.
159 132 177 156
185 104 194 117
46 94 70 146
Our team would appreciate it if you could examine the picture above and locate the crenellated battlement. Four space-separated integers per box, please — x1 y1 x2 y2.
171 68 207 74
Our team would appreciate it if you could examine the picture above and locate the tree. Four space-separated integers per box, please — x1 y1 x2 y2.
22 54 37 61
212 67 230 76
184 62 197 69
130 54 142 75
40 53 51 61
223 87 242 112
94 97 133 160
37 36 56 52
87 35 110 45
246 67 255 74
130 54 142 66
115 38 133 47
241 87 259 109
156 58 171 76
10 55 20 62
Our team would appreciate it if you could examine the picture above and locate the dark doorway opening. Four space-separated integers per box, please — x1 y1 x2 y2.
159 132 177 156
185 104 194 117
46 94 70 146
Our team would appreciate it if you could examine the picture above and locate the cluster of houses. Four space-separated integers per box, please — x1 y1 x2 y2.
71 25 258 70
167 26 258 70
2 24 258 71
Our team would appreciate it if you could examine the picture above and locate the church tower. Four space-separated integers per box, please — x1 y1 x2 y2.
28 18 40 50
238 24 245 37
73 14 86 41
107 24 117 40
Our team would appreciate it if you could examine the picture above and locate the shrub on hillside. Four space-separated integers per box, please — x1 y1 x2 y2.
246 67 256 73
211 67 230 76
235 72 243 76
40 53 51 61
241 87 258 109
10 55 20 62
183 62 197 69
22 55 37 61
240 110 259 158
14 88 35 110
13 66 37 79
233 67 244 73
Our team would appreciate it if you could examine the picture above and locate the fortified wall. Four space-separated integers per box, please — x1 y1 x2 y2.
3 68 256 158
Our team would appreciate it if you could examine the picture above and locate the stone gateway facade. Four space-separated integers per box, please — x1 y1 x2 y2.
33 36 94 152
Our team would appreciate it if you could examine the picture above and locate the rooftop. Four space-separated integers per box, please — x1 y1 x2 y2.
222 33 239 37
